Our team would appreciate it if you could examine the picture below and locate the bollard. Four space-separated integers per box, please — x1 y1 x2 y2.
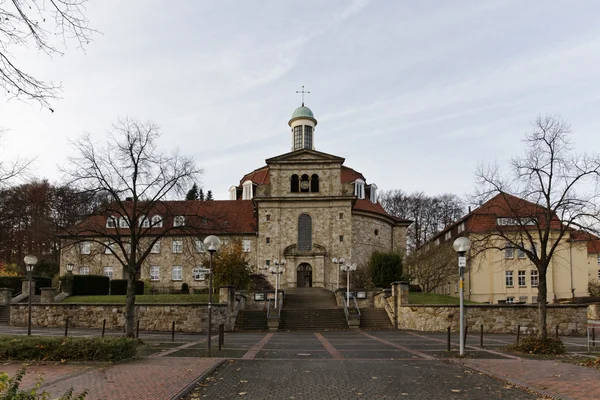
172 321 175 342
102 319 106 338
64 318 69 337
480 324 484 348
464 325 468 346
593 327 596 347
447 327 451 351
218 324 224 350
555 325 559 338
136 320 140 339
516 324 520 345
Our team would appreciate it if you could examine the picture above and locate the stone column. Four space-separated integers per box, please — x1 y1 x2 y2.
40 288 56 304
0 288 13 305
219 286 236 313
589 303 600 321
21 278 36 296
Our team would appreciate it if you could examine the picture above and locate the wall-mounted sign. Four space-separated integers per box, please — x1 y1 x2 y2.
254 293 265 301
356 291 367 299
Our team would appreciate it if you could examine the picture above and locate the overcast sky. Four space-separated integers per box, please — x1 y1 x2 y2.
2 0 600 203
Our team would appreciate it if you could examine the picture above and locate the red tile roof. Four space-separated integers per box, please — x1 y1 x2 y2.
239 166 270 186
341 166 365 183
353 199 411 223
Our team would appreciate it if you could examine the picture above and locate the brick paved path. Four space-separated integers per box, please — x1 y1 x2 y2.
459 359 600 400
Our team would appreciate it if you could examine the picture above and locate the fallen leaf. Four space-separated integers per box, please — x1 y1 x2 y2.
238 392 247 396
451 389 461 393
401 393 409 396
240 380 248 383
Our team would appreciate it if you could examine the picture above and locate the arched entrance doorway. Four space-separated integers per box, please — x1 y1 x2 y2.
297 263 312 287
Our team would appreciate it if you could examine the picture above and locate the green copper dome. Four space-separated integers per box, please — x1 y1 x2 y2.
288 105 317 126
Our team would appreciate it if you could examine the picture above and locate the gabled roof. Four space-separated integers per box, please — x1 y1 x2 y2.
265 149 345 164
353 199 412 224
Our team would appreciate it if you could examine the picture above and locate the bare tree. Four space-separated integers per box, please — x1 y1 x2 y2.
475 114 600 338
406 243 456 292
62 118 203 337
1 0 95 109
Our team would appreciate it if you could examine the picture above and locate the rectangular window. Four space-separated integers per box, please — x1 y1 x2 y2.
519 296 528 304
172 239 183 254
265 260 270 266
242 239 251 253
597 255 600 265
457 222 465 233
195 240 205 253
532 296 538 304
119 217 130 228
454 283 459 293
150 266 160 281
505 270 514 287
497 217 537 226
339 235 344 242
506 296 515 304
434 238 440 245
293 126 302 149
266 237 271 244
266 214 271 221
80 241 91 255
517 247 525 259
171 266 182 281
103 266 113 280
339 213 344 219
139 216 150 228
193 266 206 281
104 241 113 254
151 241 161 254
79 266 90 275
173 216 185 227
445 231 451 241
304 126 313 148
518 270 526 287
504 244 514 259
530 270 539 287
106 217 116 228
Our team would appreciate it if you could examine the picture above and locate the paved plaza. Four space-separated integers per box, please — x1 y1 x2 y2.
0 326 599 399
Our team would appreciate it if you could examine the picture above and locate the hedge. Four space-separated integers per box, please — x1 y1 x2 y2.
0 276 52 295
110 279 144 295
0 336 141 361
59 275 110 295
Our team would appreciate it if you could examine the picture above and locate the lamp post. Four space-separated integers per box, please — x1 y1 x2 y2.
340 263 357 308
203 235 221 356
453 237 471 356
24 254 38 336
332 257 345 290
269 258 286 309
66 263 74 273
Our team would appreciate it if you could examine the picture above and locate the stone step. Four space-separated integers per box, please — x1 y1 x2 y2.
235 310 268 332
360 308 393 329
280 308 348 331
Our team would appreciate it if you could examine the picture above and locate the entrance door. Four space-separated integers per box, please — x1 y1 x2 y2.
296 263 312 287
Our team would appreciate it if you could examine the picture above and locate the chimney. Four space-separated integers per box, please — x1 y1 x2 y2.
125 197 133 201
468 206 472 213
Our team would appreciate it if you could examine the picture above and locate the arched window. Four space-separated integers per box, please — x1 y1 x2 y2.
291 174 299 192
304 126 313 149
151 215 163 228
242 180 253 200
229 186 237 200
354 179 365 199
370 183 378 203
300 174 310 193
298 214 312 251
311 174 319 192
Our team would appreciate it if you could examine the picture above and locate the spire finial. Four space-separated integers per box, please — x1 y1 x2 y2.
296 85 310 106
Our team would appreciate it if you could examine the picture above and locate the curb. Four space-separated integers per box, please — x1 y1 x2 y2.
171 358 226 400
450 359 573 400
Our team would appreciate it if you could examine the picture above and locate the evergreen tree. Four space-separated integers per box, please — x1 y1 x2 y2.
185 183 199 200
198 189 205 201
206 190 213 201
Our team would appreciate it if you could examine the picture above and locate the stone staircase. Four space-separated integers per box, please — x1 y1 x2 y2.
360 308 393 329
235 310 268 331
280 288 347 331
0 305 9 325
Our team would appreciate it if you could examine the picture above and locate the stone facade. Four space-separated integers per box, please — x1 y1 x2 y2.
10 303 234 333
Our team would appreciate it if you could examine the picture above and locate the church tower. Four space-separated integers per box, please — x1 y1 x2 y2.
289 104 317 151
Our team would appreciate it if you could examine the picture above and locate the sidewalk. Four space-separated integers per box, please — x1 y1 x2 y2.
1 357 222 400
458 358 600 400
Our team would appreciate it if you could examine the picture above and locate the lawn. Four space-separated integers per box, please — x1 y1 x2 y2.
62 294 219 304
409 292 479 305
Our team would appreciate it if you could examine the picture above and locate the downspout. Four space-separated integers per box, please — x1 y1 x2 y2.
569 239 575 298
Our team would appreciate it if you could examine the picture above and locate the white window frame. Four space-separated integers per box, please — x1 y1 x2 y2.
106 217 116 228
195 240 205 253
497 217 537 226
193 266 206 281
505 270 514 287
150 266 160 281
151 241 161 254
444 231 451 241
518 296 528 304
504 244 514 259
434 238 440 245
172 266 182 281
151 215 163 228
139 216 150 228
104 241 114 255
119 217 130 228
517 247 526 259
229 185 237 200
506 296 515 304
531 270 539 287
79 266 90 275
172 239 183 254
369 183 378 203
354 179 365 199
518 270 526 287
242 239 251 253
103 266 114 280
173 215 186 227
80 241 91 255
242 180 253 200
457 222 465 233
597 255 600 265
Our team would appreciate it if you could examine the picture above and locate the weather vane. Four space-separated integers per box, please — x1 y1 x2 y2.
296 85 310 106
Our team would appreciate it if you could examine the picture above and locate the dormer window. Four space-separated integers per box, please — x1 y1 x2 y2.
151 215 163 228
173 216 185 227
119 217 130 228
354 179 365 199
369 183 378 203
242 180 253 200
139 216 150 228
106 217 116 228
229 186 237 200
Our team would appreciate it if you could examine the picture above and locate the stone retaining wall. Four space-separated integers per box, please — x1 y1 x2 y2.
397 304 588 335
10 303 232 333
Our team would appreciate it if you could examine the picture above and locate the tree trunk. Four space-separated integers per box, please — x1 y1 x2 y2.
124 268 137 338
537 271 548 338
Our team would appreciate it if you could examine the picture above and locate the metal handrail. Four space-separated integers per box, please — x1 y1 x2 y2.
343 295 361 322
383 300 395 321
266 294 283 319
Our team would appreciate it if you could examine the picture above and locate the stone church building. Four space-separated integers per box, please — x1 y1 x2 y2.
60 104 410 291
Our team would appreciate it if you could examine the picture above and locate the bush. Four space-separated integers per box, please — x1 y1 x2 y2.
589 279 600 297
110 279 144 295
0 368 88 399
513 335 566 355
367 251 404 288
0 276 52 295
0 336 141 361
60 275 109 296
181 282 189 294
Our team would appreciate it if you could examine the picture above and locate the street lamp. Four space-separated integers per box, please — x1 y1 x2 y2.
24 254 38 336
453 236 471 356
203 235 221 356
269 258 286 309
66 263 74 273
332 257 345 290
340 263 357 308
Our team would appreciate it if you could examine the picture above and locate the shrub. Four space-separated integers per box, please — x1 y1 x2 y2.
513 335 566 355
110 279 144 295
589 279 600 297
367 251 404 288
0 336 140 361
60 275 109 296
0 368 88 399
